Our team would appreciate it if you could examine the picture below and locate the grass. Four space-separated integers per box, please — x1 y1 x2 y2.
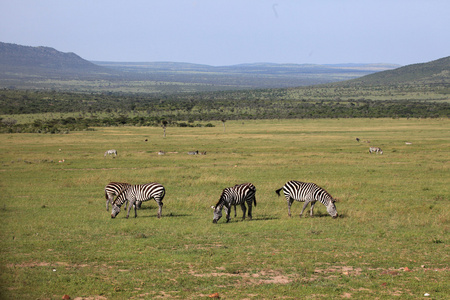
0 118 449 299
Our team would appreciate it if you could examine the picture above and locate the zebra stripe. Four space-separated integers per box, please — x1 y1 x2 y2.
111 183 165 219
212 183 257 223
104 182 131 211
369 147 383 154
275 181 338 218
104 149 118 157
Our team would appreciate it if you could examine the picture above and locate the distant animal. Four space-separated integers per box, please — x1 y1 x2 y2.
104 149 117 157
369 147 383 154
104 182 131 211
188 150 199 155
356 138 360 142
211 183 257 223
275 181 338 219
199 151 207 155
111 183 166 219
158 151 165 155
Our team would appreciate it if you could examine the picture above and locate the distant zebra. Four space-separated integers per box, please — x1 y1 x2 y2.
211 183 257 223
369 147 383 154
275 181 338 219
104 182 131 211
188 150 199 155
111 183 166 219
158 151 165 155
104 149 118 157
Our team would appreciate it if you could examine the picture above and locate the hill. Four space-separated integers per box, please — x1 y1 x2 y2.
0 42 399 91
0 42 119 80
344 56 450 86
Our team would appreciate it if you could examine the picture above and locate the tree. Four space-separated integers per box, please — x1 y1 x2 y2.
221 119 226 133
161 120 168 138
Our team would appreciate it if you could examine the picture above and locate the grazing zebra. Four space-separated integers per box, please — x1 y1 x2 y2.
275 181 338 219
111 183 165 219
104 149 118 157
104 182 131 211
158 151 165 155
211 183 257 223
188 150 199 155
369 147 383 154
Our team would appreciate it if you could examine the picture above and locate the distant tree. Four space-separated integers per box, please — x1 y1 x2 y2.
221 119 226 133
161 120 168 138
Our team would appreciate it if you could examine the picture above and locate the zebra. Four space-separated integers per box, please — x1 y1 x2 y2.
211 183 257 223
158 151 165 155
104 149 117 157
275 181 338 219
188 150 199 155
369 147 383 154
104 182 131 211
111 183 165 219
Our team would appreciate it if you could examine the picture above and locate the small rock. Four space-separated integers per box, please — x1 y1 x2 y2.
62 295 70 300
424 293 430 297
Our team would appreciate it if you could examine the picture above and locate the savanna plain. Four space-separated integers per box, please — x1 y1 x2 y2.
0 118 448 299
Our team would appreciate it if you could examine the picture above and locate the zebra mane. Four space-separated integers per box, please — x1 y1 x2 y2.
113 189 127 207
213 190 227 208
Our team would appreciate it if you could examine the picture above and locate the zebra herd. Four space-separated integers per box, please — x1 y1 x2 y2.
105 180 338 222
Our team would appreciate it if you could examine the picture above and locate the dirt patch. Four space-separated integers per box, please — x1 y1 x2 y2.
73 297 107 300
188 268 293 285
314 265 362 276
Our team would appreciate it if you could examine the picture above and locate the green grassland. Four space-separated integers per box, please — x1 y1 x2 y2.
0 119 449 299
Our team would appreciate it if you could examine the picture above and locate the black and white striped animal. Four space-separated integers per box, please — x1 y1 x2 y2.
211 183 256 223
275 181 338 219
104 182 131 211
104 149 118 157
188 150 199 155
369 147 383 154
111 183 165 219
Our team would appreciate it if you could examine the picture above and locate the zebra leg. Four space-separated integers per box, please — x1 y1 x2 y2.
234 205 237 217
225 204 231 223
126 199 135 219
309 202 316 217
247 202 253 220
157 201 163 218
287 198 294 217
240 203 247 220
299 201 310 218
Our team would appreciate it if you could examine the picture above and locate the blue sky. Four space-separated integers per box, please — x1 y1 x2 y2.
1 0 449 66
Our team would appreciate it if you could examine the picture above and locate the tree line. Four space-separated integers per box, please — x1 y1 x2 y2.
0 88 449 133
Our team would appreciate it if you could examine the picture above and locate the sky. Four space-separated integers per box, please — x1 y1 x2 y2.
1 0 449 66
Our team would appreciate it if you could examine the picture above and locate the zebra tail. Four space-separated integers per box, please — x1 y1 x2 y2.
253 197 257 207
275 188 283 196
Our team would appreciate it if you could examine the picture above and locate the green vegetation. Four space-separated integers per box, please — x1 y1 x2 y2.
1 85 449 133
0 119 448 299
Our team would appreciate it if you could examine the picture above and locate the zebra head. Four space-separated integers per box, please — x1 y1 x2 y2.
326 199 338 219
211 205 223 223
111 205 121 218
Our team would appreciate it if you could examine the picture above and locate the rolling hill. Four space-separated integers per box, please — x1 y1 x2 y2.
0 42 400 91
344 56 450 86
0 42 119 80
